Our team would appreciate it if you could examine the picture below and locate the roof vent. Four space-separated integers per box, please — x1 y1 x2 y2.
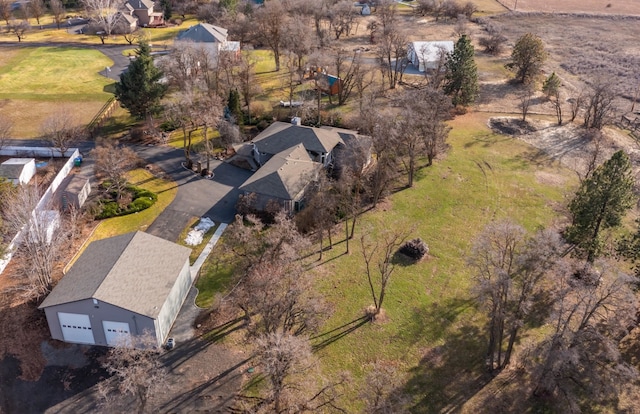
291 117 301 126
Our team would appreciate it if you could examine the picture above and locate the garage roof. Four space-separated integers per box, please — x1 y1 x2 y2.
39 231 191 319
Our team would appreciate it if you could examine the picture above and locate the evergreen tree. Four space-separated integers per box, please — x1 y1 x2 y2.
508 33 547 84
227 89 243 126
443 35 478 107
115 42 167 123
160 0 171 20
542 72 561 97
566 150 635 263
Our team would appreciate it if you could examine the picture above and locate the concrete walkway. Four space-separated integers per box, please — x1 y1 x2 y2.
167 223 228 343
190 223 228 282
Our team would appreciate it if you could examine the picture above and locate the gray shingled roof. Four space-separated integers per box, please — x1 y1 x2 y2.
240 144 321 200
0 158 33 180
175 22 228 44
127 0 154 10
252 122 344 156
39 232 191 319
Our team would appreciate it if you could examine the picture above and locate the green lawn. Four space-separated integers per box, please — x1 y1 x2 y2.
304 112 575 410
0 46 115 137
0 47 113 100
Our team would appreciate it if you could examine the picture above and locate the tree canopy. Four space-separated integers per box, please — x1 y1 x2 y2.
443 34 478 106
115 42 167 122
566 150 635 262
509 33 547 84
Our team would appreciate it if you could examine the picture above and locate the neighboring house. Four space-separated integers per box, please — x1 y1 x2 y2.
239 144 322 212
115 11 138 32
250 120 345 168
174 23 241 61
407 41 454 72
39 231 192 348
125 0 165 27
0 158 36 185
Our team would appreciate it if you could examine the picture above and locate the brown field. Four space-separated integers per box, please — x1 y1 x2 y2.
481 13 640 113
497 0 640 15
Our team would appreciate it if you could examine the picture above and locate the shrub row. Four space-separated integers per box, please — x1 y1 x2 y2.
96 186 158 219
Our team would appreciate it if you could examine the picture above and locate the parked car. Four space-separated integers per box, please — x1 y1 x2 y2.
165 337 175 350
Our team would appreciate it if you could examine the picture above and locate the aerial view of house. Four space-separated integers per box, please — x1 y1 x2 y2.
1 0 640 412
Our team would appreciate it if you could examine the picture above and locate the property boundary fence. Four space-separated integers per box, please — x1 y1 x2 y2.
88 96 118 136
0 147 80 275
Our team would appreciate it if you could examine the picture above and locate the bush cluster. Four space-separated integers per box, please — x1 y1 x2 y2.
399 238 429 261
96 186 158 219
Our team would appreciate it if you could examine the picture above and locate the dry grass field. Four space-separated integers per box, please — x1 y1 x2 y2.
480 13 640 113
497 0 640 15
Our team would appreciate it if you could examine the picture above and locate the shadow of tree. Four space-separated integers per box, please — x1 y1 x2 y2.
385 299 495 413
311 315 370 352
404 323 491 414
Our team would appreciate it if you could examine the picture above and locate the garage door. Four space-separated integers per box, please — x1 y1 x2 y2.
58 312 95 345
103 321 132 347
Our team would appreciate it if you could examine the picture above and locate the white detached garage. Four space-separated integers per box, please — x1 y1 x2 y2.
39 231 192 348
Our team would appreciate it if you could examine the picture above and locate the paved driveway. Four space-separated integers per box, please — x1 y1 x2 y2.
134 145 253 242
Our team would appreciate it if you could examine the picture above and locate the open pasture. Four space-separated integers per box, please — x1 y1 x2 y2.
498 0 640 15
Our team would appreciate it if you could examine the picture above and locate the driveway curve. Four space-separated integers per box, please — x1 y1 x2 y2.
134 145 253 242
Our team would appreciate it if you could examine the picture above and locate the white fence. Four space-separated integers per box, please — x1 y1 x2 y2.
0 147 80 275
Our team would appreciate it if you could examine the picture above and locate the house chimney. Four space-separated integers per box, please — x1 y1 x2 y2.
291 117 301 126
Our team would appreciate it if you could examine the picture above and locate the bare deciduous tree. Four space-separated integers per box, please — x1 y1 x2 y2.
518 85 534 122
40 111 83 156
91 140 138 199
255 0 287 71
225 213 324 336
469 221 562 371
479 23 507 56
9 20 30 42
0 0 12 26
1 186 67 299
327 0 357 40
98 331 167 414
0 113 13 150
568 93 584 123
360 360 410 413
28 0 44 25
530 261 638 411
360 230 407 319
49 0 65 29
237 53 262 124
583 80 616 130
376 25 407 90
82 0 120 39
238 332 348 413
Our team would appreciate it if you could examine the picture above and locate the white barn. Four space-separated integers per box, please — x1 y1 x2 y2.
407 41 454 72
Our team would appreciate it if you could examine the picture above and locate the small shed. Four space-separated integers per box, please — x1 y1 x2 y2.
0 158 36 185
39 231 192 348
63 175 92 211
407 41 454 72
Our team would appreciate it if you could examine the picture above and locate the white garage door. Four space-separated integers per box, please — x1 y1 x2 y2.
103 321 132 347
58 312 95 345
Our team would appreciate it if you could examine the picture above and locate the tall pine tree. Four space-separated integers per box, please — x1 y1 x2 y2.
566 150 635 263
115 42 167 124
443 35 478 107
